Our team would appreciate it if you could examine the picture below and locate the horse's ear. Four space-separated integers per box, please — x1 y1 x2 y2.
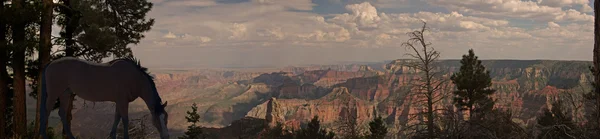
162 101 168 107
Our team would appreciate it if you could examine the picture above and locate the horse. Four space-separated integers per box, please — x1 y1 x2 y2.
38 57 170 139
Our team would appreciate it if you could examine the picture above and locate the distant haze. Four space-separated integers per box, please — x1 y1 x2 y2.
132 45 592 69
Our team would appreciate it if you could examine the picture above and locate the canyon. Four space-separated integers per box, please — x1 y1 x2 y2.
37 59 592 138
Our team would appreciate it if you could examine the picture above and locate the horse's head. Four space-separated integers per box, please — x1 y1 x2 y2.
152 101 170 139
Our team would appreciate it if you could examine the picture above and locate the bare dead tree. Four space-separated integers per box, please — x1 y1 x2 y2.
335 100 365 139
559 85 588 125
401 21 448 138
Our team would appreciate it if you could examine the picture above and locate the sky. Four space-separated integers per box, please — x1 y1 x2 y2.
129 0 596 69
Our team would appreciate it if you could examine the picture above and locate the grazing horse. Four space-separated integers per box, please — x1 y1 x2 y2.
38 57 170 139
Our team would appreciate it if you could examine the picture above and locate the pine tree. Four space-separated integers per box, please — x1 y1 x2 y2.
536 101 577 139
296 116 335 139
367 116 387 139
179 103 205 139
33 0 53 137
450 49 496 120
263 122 293 139
10 0 34 136
0 1 8 138
51 0 155 136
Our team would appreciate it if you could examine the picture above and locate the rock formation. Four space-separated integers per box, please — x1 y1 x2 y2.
52 60 593 138
265 97 284 128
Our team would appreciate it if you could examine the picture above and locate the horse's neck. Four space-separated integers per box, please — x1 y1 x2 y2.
140 93 159 113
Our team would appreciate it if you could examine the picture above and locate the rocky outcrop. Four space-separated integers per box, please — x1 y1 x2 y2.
266 97 284 127
245 60 592 134
247 87 377 132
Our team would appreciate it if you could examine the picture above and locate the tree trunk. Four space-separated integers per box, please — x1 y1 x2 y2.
11 0 27 137
0 2 8 138
62 0 76 138
35 0 54 138
594 0 600 135
468 105 473 121
64 0 75 57
425 71 435 139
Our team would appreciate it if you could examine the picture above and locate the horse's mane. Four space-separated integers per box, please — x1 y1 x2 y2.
109 57 165 113
108 57 152 79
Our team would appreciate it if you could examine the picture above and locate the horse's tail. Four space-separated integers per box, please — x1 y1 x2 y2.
39 63 50 138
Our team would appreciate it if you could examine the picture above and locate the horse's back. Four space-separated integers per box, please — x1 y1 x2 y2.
45 57 140 102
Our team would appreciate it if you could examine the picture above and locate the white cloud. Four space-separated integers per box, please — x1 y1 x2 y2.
556 9 594 22
581 4 593 13
429 0 593 22
257 27 285 40
252 0 315 11
345 2 381 27
548 22 561 28
297 28 351 42
459 21 490 30
182 34 212 43
163 32 178 39
538 0 588 7
228 23 248 40
162 0 218 7
136 0 594 66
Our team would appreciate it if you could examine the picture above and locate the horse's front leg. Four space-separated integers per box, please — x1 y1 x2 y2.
58 92 76 139
117 102 130 139
109 105 121 139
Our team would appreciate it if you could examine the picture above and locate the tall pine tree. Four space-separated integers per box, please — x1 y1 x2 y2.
296 115 335 139
10 0 33 136
0 1 8 138
179 103 205 139
536 101 578 139
450 49 496 120
367 116 387 139
33 0 53 137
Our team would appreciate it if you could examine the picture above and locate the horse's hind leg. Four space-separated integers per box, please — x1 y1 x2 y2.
58 91 76 139
110 105 121 139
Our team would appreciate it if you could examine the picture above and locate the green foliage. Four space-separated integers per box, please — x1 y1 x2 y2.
367 116 387 139
26 121 58 139
180 103 206 139
263 122 293 139
295 116 335 139
439 109 532 139
535 101 579 139
55 0 154 61
451 49 496 119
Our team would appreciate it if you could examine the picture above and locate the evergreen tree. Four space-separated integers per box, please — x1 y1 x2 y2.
8 0 41 136
450 49 496 120
263 122 293 139
0 1 8 138
368 116 387 139
50 0 155 136
55 0 155 61
296 116 335 139
179 103 206 139
536 101 578 139
33 0 53 137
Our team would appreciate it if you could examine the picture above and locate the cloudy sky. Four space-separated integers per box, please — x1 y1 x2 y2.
130 0 595 68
